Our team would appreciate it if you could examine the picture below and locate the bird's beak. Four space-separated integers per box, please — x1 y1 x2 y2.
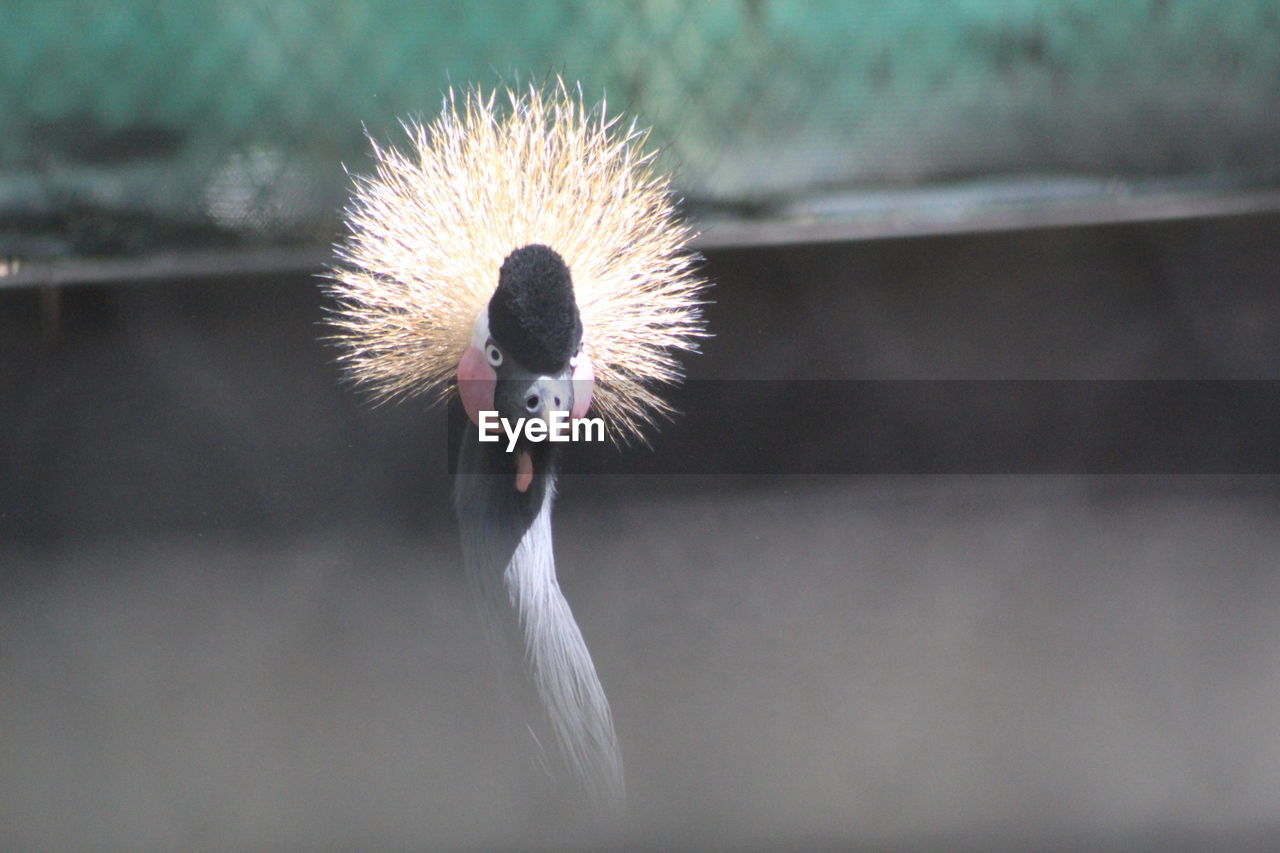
494 368 577 493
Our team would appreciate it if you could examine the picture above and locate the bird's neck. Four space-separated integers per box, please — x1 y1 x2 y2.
454 430 558 609
453 425 625 817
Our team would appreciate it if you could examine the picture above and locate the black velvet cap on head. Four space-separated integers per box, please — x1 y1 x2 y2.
488 244 583 374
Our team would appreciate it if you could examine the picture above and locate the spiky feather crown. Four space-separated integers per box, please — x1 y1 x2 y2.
326 81 707 443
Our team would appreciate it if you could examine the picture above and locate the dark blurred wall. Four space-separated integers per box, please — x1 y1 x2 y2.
3 213 1278 545
3 214 1280 852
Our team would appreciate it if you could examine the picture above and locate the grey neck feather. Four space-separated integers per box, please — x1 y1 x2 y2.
454 425 625 818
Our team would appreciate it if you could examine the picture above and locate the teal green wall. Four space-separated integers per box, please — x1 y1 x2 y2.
2 1 1278 253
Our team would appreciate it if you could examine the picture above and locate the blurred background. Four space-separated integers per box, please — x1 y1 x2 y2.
3 2 1280 850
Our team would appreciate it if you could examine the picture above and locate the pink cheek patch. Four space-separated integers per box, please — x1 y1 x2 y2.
571 351 595 420
457 346 496 426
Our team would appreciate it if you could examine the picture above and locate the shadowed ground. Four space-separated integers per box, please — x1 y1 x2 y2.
4 476 1279 850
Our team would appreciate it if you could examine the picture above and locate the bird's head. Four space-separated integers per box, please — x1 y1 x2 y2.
325 81 707 476
457 244 594 492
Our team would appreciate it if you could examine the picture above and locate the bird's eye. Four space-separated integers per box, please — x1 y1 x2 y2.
485 342 503 367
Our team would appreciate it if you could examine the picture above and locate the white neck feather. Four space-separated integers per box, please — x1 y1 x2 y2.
455 434 625 817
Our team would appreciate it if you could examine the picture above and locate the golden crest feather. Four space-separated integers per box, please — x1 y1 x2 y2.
325 80 707 443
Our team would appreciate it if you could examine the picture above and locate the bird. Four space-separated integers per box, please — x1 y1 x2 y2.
324 80 706 818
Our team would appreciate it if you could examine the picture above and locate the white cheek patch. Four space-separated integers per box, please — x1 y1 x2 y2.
571 347 594 420
470 309 490 352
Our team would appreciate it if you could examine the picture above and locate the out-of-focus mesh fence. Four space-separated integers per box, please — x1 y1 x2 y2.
1 0 1279 260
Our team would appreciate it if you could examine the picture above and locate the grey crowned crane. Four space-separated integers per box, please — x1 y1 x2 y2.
325 82 706 817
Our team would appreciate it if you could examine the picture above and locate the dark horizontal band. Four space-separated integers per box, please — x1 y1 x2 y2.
450 380 1280 475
